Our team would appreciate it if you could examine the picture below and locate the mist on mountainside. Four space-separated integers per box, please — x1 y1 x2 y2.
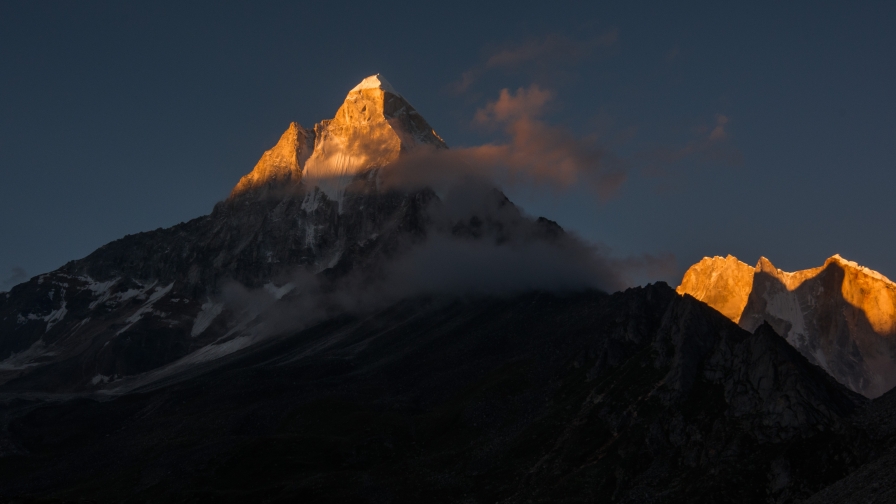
209 79 675 340
218 177 618 338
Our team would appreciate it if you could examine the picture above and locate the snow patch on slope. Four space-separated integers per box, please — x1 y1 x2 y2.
80 276 120 309
191 300 223 337
0 339 57 370
179 336 256 365
44 299 67 333
91 374 111 385
116 282 174 335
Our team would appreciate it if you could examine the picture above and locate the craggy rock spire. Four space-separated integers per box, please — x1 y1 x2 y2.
230 122 314 197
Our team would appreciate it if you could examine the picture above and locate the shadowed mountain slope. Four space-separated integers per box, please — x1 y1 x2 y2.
0 284 877 503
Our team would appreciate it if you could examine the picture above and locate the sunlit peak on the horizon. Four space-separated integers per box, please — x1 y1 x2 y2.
350 74 400 96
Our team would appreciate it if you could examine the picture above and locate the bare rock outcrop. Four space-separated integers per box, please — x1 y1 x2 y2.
676 254 754 322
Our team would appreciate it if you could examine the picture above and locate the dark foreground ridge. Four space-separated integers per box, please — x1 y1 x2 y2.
1 283 894 503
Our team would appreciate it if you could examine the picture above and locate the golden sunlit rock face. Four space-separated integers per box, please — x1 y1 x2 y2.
229 74 446 202
230 122 313 196
676 255 754 322
678 254 896 397
835 255 896 335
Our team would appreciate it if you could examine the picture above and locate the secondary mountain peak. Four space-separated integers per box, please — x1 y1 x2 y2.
827 253 896 287
230 122 313 197
675 254 753 322
678 253 896 397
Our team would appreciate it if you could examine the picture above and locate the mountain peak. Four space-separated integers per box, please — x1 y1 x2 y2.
230 122 314 197
229 74 446 203
827 254 896 286
675 255 754 322
755 256 777 273
350 74 400 96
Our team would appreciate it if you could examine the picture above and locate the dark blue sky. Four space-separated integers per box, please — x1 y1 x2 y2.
2 1 894 289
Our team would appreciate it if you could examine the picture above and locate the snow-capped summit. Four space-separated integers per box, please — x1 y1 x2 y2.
230 74 445 203
349 73 400 96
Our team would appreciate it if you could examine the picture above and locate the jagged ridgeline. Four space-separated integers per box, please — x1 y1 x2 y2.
678 254 896 398
0 75 894 503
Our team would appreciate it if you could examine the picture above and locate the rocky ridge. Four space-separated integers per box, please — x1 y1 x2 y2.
678 254 896 397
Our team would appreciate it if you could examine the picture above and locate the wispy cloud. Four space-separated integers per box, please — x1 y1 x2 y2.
473 85 554 123
452 30 619 93
464 85 626 198
709 114 729 141
383 85 626 200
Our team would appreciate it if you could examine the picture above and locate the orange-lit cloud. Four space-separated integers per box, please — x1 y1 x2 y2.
709 114 729 141
382 85 626 200
464 85 625 198
472 85 553 123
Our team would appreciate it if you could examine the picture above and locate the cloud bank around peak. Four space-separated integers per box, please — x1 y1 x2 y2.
381 85 627 201
218 194 630 340
221 155 676 341
465 85 626 198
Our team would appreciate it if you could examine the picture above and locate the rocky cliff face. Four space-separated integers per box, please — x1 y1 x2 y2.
676 254 754 322
229 122 314 196
678 254 896 398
